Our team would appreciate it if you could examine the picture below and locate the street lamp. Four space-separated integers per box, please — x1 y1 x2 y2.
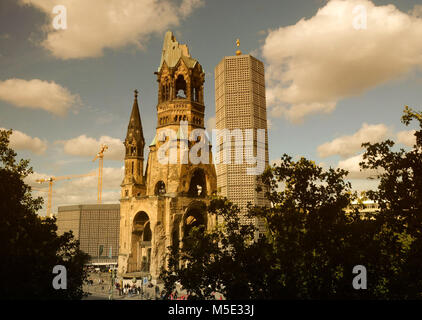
109 268 116 300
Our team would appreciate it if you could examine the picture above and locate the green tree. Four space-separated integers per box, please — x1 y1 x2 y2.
360 106 422 299
161 198 275 299
255 155 400 299
0 129 89 300
160 107 422 299
161 158 392 299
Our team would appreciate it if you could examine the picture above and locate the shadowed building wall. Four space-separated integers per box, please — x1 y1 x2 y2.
57 204 120 265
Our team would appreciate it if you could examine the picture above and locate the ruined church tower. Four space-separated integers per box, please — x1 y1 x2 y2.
118 31 217 279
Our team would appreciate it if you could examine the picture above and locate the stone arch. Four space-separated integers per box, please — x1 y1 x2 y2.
128 211 152 273
183 201 207 239
154 180 166 195
188 168 207 197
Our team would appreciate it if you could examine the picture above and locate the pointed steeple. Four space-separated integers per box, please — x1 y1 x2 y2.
125 89 145 158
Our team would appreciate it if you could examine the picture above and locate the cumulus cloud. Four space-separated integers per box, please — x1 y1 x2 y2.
27 167 123 215
0 78 80 116
206 116 216 130
318 123 390 158
411 5 422 18
19 0 204 59
24 171 51 186
57 135 125 161
337 153 378 179
0 128 48 155
396 129 416 147
262 0 422 123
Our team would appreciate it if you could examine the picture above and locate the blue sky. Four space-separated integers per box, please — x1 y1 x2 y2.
1 0 421 214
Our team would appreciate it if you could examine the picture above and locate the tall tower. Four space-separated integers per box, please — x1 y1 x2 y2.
118 31 217 279
214 41 270 230
121 90 146 198
146 30 215 196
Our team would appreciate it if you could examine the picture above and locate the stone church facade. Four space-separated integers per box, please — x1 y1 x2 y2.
118 31 217 279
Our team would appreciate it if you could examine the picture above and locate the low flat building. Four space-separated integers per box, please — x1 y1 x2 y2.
346 200 379 218
57 204 120 265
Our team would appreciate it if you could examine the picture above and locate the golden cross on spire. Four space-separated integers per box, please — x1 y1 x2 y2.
236 38 242 56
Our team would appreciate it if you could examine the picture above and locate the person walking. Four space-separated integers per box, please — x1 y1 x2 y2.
155 285 159 300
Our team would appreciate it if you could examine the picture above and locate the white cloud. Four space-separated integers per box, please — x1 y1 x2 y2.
262 0 422 123
397 129 416 147
67 167 124 190
337 153 379 179
411 5 422 18
19 0 204 59
348 178 379 192
0 128 47 155
24 171 51 186
0 78 80 116
179 0 203 17
206 116 216 130
58 135 125 161
318 123 390 158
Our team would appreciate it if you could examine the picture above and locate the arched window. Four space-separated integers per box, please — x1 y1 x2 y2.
183 202 206 238
154 180 166 195
129 211 152 273
193 86 200 102
175 75 187 99
188 169 207 197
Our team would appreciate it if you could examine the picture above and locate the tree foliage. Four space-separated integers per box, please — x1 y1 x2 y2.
0 129 89 300
161 198 274 299
161 107 422 299
359 106 422 298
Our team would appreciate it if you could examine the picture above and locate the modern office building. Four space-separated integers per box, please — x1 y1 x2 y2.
214 47 270 229
56 204 120 265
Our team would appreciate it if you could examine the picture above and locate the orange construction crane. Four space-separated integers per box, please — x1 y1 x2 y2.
93 144 108 204
35 172 95 217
